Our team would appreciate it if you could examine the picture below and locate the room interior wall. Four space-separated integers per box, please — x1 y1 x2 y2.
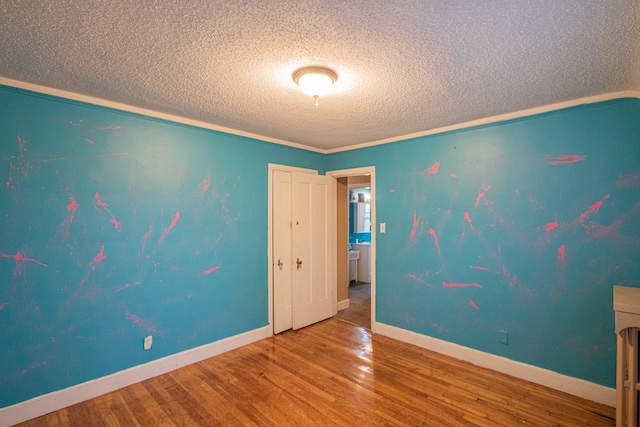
0 85 325 409
327 98 640 389
3 81 639 411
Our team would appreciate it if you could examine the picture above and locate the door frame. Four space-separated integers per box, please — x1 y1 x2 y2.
326 166 377 333
268 163 338 335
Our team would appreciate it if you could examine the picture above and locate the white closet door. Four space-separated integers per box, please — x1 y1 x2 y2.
272 170 293 334
292 172 335 329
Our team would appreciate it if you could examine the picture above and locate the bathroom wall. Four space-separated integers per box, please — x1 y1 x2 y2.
327 98 640 388
349 188 371 243
0 85 325 408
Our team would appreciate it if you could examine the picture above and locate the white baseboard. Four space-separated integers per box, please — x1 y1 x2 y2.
374 322 615 407
337 298 350 311
0 325 272 427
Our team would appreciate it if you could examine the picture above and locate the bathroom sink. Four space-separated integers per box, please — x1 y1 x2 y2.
348 250 360 260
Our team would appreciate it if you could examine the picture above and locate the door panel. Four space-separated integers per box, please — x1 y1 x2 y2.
292 172 335 329
273 170 293 334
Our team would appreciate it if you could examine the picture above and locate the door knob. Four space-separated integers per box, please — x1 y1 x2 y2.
277 259 284 268
296 258 302 269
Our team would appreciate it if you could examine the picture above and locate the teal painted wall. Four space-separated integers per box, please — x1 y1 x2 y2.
2 84 638 408
0 85 325 408
327 99 640 388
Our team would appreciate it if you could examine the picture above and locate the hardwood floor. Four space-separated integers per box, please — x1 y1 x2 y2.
334 282 371 329
17 319 615 426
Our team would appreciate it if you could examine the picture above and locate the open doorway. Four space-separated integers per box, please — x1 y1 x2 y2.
327 167 376 331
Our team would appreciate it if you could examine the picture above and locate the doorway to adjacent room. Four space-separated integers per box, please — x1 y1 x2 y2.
327 167 376 331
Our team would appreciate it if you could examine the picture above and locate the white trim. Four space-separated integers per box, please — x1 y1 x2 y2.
0 76 324 154
375 322 615 407
0 325 271 427
326 167 377 334
5 78 638 156
337 299 350 311
327 90 640 154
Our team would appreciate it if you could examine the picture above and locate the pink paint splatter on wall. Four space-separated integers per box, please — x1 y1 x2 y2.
428 228 441 256
469 300 479 309
417 161 441 177
0 303 8 310
577 194 610 226
442 281 483 288
581 200 640 238
199 174 212 198
94 192 108 208
90 245 106 269
469 265 490 271
474 185 491 208
544 221 560 232
67 197 78 211
545 154 587 165
126 311 157 334
139 222 154 257
0 251 49 275
409 211 420 241
557 244 566 265
158 211 181 243
587 221 620 238
94 193 121 231
426 162 440 175
449 173 457 179
20 361 47 376
463 212 475 231
407 273 422 282
60 197 78 238
203 265 220 275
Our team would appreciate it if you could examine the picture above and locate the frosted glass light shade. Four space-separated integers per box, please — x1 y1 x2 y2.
293 67 337 98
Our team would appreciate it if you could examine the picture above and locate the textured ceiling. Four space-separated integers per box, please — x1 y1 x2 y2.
1 1 639 151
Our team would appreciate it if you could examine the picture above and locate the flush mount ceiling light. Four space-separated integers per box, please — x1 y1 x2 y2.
293 67 338 108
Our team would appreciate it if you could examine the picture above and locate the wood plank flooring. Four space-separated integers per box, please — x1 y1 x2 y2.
16 319 615 426
334 282 371 329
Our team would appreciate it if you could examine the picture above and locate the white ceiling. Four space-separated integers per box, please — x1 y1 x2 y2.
1 1 639 152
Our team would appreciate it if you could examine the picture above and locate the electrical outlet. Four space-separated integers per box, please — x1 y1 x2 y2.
380 222 386 234
144 335 153 350
499 330 508 345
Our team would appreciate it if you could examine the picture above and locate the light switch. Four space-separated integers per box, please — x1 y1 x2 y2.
380 222 386 234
